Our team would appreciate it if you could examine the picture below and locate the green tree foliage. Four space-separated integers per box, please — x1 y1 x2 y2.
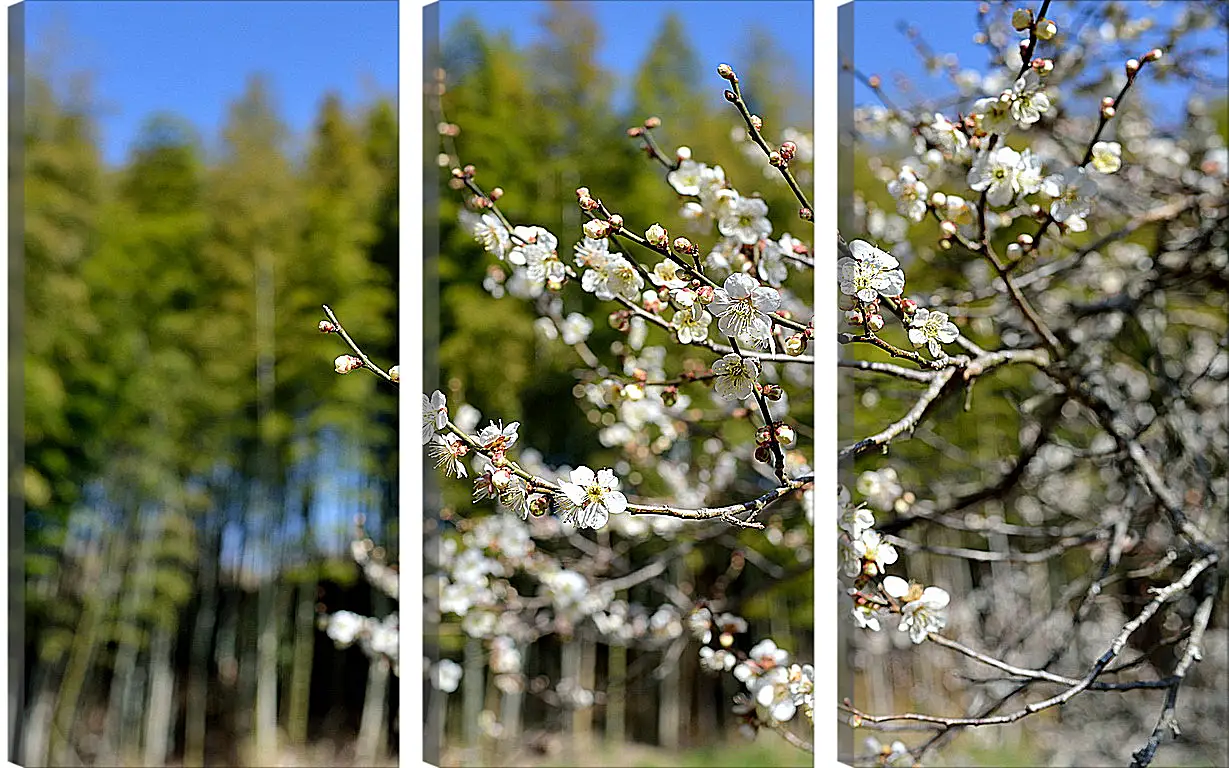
21 59 399 764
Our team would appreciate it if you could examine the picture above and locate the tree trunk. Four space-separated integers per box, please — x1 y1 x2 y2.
185 523 220 768
285 574 317 745
355 655 390 765
254 580 279 763
605 641 626 746
143 626 175 767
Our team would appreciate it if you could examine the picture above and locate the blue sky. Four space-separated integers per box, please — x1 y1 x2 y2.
850 1 1228 122
24 0 399 166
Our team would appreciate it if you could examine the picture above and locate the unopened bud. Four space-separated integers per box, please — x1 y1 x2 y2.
1039 58 1054 74
900 297 918 315
762 384 784 402
755 425 772 445
717 63 735 80
724 89 737 102
318 320 337 333
866 313 885 332
576 187 590 198
389 365 400 383
490 187 504 200
749 115 763 131
609 310 631 332
939 220 958 236
940 238 953 250
1126 58 1140 76
753 444 772 463
931 191 947 207
646 223 669 247
774 423 796 447
661 385 679 407
490 467 512 489
528 493 550 517
1101 104 1116 119
1011 8 1031 30
644 116 661 130
584 219 611 239
608 214 624 230
335 355 362 374
1016 233 1033 247
769 151 783 167
578 195 599 211
800 207 813 221
1143 48 1163 62
676 146 692 161
867 75 881 89
627 126 643 138
1006 242 1023 261
672 236 696 255
1036 18 1056 39
696 285 715 304
844 309 864 326
1019 39 1030 54
784 333 807 356
451 167 465 178
779 141 797 162
462 164 476 177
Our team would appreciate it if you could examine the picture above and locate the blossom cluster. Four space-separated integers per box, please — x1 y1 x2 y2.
839 482 949 645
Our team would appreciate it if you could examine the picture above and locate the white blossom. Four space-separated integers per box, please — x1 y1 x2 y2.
899 586 951 643
557 466 628 530
718 196 772 245
671 306 712 344
1043 166 1098 222
432 659 463 693
908 307 959 357
710 272 780 348
1090 141 1122 174
838 240 905 302
968 145 1024 206
423 390 448 445
887 167 929 222
712 354 761 400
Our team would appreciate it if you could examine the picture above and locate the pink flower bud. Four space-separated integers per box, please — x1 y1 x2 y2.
866 313 885 332
672 236 696 255
845 309 864 326
1125 58 1140 76
900 297 918 315
334 355 362 374
389 365 400 383
608 214 624 230
643 116 661 130
318 320 337 333
762 384 784 401
717 63 735 80
779 141 797 162
1143 48 1163 62
749 115 763 131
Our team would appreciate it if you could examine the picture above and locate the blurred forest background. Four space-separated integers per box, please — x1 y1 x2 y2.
426 3 814 766
16 20 400 768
